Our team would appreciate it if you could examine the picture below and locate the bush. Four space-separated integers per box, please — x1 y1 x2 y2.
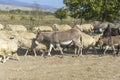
10 15 15 20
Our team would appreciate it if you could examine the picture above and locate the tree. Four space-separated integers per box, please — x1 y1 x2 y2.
54 8 68 23
64 0 120 22
88 0 120 21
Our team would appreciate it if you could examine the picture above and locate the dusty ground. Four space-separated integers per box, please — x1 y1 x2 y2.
0 51 120 80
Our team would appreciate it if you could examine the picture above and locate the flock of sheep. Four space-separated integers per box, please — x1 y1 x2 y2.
0 21 120 63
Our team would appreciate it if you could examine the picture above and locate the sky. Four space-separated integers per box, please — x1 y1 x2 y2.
16 0 65 8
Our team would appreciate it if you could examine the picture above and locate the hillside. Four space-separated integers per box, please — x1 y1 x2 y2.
0 4 56 13
0 4 32 11
0 0 57 12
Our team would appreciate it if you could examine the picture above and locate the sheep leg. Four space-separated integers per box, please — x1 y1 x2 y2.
1 55 7 63
85 46 90 55
5 56 10 61
56 44 64 58
12 53 20 61
8 52 20 61
48 44 54 56
24 50 29 56
0 56 2 62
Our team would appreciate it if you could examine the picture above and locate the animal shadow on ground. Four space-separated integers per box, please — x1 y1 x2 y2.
17 48 44 56
17 48 118 57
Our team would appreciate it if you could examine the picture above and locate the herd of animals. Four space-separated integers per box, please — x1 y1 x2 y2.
0 21 120 63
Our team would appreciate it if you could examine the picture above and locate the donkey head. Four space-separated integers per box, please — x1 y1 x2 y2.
35 29 44 43
103 24 111 38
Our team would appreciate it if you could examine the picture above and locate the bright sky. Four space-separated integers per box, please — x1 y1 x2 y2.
16 0 65 8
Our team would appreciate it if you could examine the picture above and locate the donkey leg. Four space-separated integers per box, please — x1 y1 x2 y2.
24 50 29 56
56 44 64 58
73 46 79 57
41 51 45 57
74 46 77 55
85 46 90 55
77 47 81 56
92 46 98 54
116 45 120 56
33 49 37 56
111 45 116 56
48 44 53 56
80 48 83 56
76 43 82 56
103 45 109 55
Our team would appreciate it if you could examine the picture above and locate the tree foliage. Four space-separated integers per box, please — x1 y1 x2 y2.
64 0 120 22
54 8 68 23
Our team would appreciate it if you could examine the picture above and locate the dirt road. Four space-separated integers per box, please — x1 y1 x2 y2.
0 54 120 80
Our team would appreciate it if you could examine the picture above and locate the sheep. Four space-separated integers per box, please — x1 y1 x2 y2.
78 31 100 55
90 21 101 28
95 22 116 33
0 30 36 44
32 26 53 33
0 30 18 40
75 24 94 34
5 31 42 56
115 23 120 28
16 31 36 40
6 24 27 32
52 24 71 31
0 24 5 30
18 38 48 56
0 38 19 63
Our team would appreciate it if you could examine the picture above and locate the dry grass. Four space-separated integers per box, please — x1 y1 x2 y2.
0 13 76 30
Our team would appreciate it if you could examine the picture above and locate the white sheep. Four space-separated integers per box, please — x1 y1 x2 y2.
6 24 27 32
0 38 19 63
75 24 94 33
16 31 36 40
52 24 71 31
32 26 53 33
0 24 5 30
90 21 101 28
79 31 100 54
0 30 18 40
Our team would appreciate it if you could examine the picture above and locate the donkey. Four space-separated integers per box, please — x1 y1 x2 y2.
103 24 120 38
35 28 82 57
97 36 120 56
